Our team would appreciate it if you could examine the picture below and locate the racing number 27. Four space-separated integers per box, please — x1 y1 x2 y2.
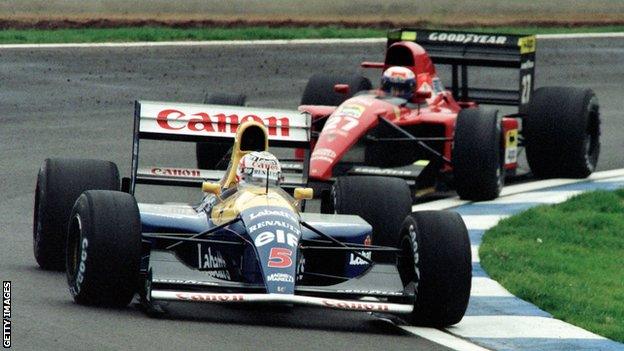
268 248 293 268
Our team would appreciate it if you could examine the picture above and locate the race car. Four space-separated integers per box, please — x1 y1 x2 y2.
296 28 601 208
32 102 472 327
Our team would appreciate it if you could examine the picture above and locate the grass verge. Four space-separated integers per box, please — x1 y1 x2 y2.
0 25 624 44
480 189 624 342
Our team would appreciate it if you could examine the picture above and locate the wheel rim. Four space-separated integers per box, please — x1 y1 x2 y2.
397 235 415 286
584 105 600 171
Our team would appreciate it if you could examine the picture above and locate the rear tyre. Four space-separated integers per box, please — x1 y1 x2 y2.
453 108 504 201
524 87 600 178
397 211 471 327
33 158 119 271
66 190 141 307
196 93 247 170
332 176 411 251
300 74 372 106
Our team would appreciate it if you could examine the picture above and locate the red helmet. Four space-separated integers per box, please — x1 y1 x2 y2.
381 66 416 100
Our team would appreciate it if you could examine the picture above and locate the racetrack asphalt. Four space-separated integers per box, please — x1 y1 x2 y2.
0 37 622 350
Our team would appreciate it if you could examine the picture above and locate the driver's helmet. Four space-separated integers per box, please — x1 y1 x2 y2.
381 66 416 100
236 151 282 187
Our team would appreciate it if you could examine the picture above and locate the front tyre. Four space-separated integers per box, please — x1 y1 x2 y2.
524 87 600 178
397 211 471 327
33 158 120 271
453 108 504 201
66 190 141 307
332 176 411 251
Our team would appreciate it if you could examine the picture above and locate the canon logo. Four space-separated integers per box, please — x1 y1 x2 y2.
150 167 200 177
322 299 389 311
157 109 291 136
175 293 244 302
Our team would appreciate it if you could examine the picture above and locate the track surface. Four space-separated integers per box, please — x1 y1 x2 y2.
0 38 622 350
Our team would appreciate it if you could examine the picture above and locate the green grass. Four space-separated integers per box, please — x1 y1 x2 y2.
0 25 623 44
480 188 624 342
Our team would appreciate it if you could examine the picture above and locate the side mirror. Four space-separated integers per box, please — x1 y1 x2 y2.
414 90 432 99
294 187 314 201
333 84 350 95
202 182 221 195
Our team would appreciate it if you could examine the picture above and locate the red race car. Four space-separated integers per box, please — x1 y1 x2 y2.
296 28 600 211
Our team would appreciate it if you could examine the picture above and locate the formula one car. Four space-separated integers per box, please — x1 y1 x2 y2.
32 102 472 327
197 28 600 210
298 28 601 208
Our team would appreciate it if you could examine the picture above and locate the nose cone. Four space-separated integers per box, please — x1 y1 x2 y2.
241 206 301 294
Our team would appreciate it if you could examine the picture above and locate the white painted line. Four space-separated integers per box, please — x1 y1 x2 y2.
589 168 624 180
411 168 624 212
471 245 480 263
594 176 624 183
412 198 469 211
461 215 509 230
481 190 583 204
537 32 624 40
0 37 386 49
470 277 514 297
449 316 606 339
0 32 623 49
400 326 492 351
499 178 581 197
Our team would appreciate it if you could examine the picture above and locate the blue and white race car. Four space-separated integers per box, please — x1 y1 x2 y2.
33 100 472 327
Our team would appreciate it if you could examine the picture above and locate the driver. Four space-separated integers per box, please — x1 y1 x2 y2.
198 151 283 213
235 151 283 188
380 66 416 101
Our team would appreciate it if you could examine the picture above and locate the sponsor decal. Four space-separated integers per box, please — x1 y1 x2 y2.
266 273 294 283
349 251 371 266
321 299 389 312
311 148 337 163
175 293 244 302
248 220 301 235
520 60 535 70
352 167 414 176
428 32 508 45
249 209 298 222
408 224 420 290
432 77 444 95
518 36 536 54
150 167 200 178
254 229 299 248
3 281 10 348
268 247 293 268
336 289 403 296
156 109 291 137
323 104 364 136
505 129 519 164
197 245 231 280
74 236 88 294
152 279 218 286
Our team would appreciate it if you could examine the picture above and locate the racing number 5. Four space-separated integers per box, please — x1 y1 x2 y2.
268 247 292 268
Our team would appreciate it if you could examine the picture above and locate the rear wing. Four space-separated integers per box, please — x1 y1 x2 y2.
388 28 536 114
128 100 311 193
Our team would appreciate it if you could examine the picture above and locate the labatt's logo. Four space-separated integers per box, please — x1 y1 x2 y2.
157 109 290 136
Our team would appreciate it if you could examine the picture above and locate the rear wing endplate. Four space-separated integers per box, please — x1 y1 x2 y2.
388 28 536 114
128 100 311 193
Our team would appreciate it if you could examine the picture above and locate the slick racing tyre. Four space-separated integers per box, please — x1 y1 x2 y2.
33 158 120 271
66 190 141 306
332 176 411 256
524 87 600 178
397 211 471 327
195 93 247 170
453 108 504 201
300 73 372 106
